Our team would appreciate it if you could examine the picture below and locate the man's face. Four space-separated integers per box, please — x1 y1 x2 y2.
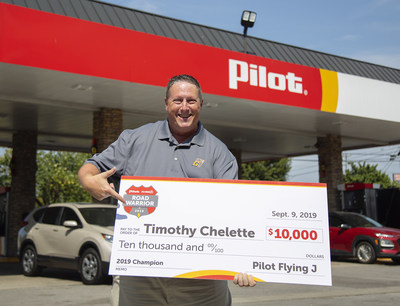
165 81 203 141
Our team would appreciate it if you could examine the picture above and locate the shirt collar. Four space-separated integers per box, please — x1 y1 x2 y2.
159 119 205 146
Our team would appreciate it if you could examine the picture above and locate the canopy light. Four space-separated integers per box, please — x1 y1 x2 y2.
241 10 257 36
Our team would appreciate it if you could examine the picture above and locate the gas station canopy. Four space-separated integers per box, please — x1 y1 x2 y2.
1 0 400 162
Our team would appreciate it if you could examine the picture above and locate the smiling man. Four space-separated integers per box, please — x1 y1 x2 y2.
165 75 203 143
78 74 255 305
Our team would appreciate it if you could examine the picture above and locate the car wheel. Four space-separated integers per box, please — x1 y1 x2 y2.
355 241 376 264
80 248 105 285
21 244 41 276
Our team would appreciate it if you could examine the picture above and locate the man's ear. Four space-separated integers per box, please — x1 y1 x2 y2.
164 97 168 110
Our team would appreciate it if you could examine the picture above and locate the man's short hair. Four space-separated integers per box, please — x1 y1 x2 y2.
166 74 202 99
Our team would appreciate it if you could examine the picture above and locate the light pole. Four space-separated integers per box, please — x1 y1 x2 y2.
241 10 257 53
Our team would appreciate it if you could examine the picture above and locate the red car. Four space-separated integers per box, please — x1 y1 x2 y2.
329 211 400 264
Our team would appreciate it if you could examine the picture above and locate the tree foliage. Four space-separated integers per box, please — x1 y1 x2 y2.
0 149 91 205
344 162 399 188
36 151 92 205
241 158 291 181
0 149 12 187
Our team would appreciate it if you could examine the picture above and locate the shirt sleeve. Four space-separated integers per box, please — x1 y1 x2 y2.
210 140 239 180
84 129 132 176
215 155 239 180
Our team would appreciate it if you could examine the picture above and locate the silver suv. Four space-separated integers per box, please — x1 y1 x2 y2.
17 203 116 284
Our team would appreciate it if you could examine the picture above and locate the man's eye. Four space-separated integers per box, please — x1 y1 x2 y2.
171 99 198 105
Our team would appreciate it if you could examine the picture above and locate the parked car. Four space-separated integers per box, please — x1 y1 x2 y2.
17 203 116 284
329 211 400 264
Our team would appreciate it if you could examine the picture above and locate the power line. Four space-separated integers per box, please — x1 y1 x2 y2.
289 144 400 181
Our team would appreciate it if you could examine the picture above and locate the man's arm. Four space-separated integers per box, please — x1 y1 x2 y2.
78 163 125 203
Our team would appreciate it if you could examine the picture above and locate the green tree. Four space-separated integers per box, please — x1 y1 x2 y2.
344 161 399 188
36 151 92 205
0 148 12 187
241 158 291 181
0 149 92 205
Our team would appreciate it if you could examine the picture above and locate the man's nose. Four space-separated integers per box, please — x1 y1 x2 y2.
180 100 190 110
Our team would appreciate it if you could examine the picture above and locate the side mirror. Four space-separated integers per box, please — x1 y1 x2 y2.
63 220 80 228
338 223 351 233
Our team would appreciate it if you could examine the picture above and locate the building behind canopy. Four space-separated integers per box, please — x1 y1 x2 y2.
1 0 400 256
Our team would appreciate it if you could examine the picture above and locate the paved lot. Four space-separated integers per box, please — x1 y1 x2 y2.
0 258 399 305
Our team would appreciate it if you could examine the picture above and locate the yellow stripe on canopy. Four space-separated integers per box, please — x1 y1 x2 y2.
320 69 339 113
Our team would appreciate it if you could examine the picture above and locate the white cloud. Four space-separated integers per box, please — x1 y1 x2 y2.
125 0 160 12
104 0 162 14
340 34 360 41
355 53 400 69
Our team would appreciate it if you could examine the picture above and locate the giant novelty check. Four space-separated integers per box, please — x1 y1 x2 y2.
109 176 332 286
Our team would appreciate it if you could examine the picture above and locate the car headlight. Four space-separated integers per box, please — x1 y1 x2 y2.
375 233 394 238
102 234 113 243
379 239 395 248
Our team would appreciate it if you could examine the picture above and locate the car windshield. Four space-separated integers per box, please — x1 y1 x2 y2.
79 207 116 227
341 213 383 228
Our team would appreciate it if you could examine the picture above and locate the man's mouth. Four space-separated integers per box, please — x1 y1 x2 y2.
178 114 192 120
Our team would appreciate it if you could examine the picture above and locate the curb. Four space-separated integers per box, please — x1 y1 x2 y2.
0 257 19 263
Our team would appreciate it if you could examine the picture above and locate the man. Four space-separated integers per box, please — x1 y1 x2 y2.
78 74 255 305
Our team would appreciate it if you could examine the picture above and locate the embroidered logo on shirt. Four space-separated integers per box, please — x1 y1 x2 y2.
123 185 158 218
192 158 205 168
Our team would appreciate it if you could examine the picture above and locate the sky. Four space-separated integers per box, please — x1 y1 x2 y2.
1 0 400 183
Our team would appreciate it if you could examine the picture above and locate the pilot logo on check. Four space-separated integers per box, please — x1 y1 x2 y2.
123 185 159 218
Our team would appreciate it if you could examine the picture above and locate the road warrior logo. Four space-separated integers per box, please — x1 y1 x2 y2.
123 185 158 218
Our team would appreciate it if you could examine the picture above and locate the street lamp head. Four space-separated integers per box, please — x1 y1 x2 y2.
241 10 256 36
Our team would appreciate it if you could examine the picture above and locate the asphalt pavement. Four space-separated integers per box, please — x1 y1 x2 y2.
0 258 399 305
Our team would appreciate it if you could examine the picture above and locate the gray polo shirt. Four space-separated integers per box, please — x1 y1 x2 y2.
86 119 238 306
87 119 238 180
